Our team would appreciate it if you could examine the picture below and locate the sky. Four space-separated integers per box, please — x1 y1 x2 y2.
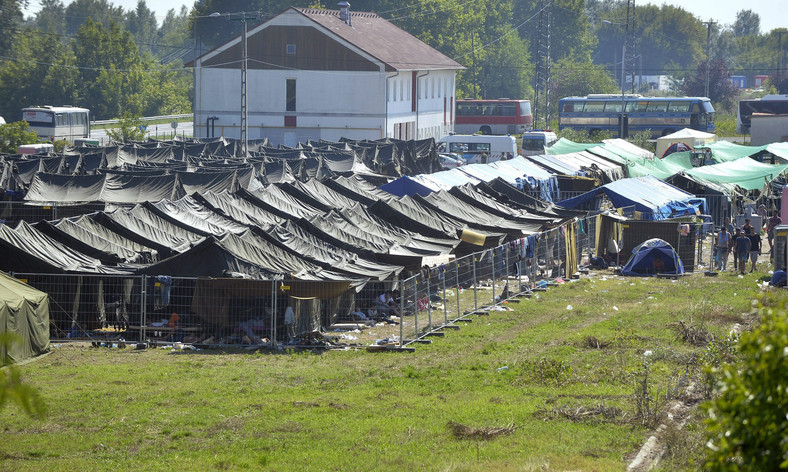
23 0 787 33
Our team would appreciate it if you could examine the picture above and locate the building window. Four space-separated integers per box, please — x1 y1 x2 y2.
286 44 296 55
286 79 296 111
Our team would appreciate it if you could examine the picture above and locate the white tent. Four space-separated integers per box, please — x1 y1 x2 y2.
656 128 717 157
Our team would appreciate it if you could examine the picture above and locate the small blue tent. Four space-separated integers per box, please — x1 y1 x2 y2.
621 238 684 276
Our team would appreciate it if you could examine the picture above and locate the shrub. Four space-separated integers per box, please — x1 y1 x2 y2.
703 301 788 470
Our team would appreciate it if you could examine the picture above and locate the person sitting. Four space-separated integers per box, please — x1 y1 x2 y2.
167 311 183 343
376 290 400 317
653 256 666 273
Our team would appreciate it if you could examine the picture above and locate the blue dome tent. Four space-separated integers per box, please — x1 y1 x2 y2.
621 238 684 276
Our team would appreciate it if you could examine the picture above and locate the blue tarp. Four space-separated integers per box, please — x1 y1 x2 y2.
401 156 558 202
380 175 435 197
621 238 684 276
558 175 706 220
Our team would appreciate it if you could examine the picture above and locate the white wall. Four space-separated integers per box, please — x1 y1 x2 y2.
385 70 456 141
751 115 788 146
195 67 387 145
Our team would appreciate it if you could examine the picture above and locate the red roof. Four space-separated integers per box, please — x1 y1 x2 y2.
294 7 464 72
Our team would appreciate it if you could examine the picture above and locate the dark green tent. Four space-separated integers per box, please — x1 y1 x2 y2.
1 272 50 363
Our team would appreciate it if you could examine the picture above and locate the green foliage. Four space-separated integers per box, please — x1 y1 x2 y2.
53 139 71 153
550 55 617 117
106 112 146 142
558 126 613 144
0 333 47 419
627 130 654 152
682 59 741 111
704 300 788 470
0 33 80 120
0 121 39 153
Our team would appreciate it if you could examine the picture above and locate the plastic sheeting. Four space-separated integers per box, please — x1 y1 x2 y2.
682 156 788 191
559 175 706 220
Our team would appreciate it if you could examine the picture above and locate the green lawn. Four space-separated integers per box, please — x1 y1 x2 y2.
0 270 776 471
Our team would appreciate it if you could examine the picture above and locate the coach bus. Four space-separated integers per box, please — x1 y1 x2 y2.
557 95 715 138
455 99 532 135
22 106 91 142
737 95 788 134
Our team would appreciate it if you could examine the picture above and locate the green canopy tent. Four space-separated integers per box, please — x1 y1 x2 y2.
682 157 788 191
0 272 50 363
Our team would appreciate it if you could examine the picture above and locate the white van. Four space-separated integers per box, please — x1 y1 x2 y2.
437 134 517 164
520 130 558 156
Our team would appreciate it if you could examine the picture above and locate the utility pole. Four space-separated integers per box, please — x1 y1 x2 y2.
533 0 551 130
778 31 785 92
471 33 478 98
626 0 636 94
703 20 716 99
231 12 257 157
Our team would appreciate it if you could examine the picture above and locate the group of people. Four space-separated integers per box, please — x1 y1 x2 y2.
715 211 782 275
350 290 401 325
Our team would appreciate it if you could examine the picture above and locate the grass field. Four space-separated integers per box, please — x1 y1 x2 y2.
0 268 778 471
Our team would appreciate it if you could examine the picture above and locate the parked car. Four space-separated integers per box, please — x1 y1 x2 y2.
439 152 465 169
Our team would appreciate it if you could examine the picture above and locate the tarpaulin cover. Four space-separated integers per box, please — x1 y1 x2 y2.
149 198 249 236
419 191 544 235
32 219 126 264
258 221 403 280
546 137 599 155
682 156 788 191
68 214 160 259
621 238 685 276
98 209 197 255
695 141 768 163
380 175 435 197
0 272 49 363
245 186 323 220
559 175 706 220
25 173 185 204
0 221 132 274
194 190 284 228
476 178 576 217
626 152 693 180
447 184 555 223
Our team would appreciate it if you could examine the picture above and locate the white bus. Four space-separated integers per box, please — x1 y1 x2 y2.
22 106 90 142
437 134 517 164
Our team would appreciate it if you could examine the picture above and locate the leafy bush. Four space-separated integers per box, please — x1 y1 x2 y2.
0 333 47 419
704 301 788 470
0 121 38 153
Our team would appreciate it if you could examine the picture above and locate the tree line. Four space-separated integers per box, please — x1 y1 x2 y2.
0 0 786 124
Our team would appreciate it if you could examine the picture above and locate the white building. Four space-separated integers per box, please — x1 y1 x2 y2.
191 4 464 147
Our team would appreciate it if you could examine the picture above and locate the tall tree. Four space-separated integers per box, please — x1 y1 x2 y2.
681 58 739 111
126 0 158 55
32 0 66 35
0 0 24 52
64 0 125 37
593 3 705 85
72 19 145 118
157 6 191 58
0 32 79 119
732 9 760 38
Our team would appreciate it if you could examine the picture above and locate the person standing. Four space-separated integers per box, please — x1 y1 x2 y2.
715 226 730 271
735 230 751 275
742 218 754 236
730 227 742 271
748 229 761 273
767 210 782 251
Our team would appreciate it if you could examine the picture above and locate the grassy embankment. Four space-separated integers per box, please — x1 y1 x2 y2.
0 269 777 471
